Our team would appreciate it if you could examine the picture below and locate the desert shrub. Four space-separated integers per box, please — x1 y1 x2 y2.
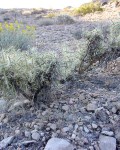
55 15 75 25
61 28 107 78
0 21 35 50
39 18 54 26
0 48 59 104
74 2 103 16
46 13 56 18
109 22 120 48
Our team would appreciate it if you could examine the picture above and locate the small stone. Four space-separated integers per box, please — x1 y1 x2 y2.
111 107 117 113
99 135 116 150
62 127 70 133
71 133 76 139
15 129 20 135
62 105 69 111
102 131 114 136
34 125 39 130
49 124 57 130
44 138 74 150
0 136 14 149
86 102 97 112
32 132 40 141
89 146 94 150
3 117 8 124
0 114 5 122
42 110 48 116
25 131 31 138
74 124 78 131
84 126 89 133
92 123 98 129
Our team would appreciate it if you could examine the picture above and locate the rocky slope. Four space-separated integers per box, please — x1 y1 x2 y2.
0 5 120 150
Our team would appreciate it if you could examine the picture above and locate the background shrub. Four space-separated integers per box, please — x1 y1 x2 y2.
55 15 75 25
39 18 55 26
0 21 35 51
74 2 103 16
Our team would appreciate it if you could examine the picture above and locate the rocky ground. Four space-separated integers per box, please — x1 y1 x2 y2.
0 5 120 150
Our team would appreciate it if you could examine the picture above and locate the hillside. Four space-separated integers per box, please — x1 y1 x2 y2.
0 2 120 150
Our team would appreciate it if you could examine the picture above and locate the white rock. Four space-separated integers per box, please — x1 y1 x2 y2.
32 132 40 141
49 124 57 130
84 126 89 133
25 131 31 138
0 136 14 149
86 102 97 112
62 105 69 111
99 135 116 150
71 133 76 139
15 129 20 135
44 138 74 150
92 123 98 129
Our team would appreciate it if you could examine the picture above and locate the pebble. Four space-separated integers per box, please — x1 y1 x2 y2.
71 133 76 139
32 132 40 141
62 127 70 132
0 114 5 122
15 129 20 135
92 123 98 129
62 105 69 111
25 131 31 138
86 102 97 112
49 123 57 130
111 107 117 113
84 126 89 133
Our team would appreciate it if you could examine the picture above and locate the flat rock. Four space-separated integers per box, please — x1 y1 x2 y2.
0 136 14 149
99 135 116 150
44 138 74 150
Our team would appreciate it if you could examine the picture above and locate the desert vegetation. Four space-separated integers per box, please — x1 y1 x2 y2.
0 3 120 149
0 20 120 105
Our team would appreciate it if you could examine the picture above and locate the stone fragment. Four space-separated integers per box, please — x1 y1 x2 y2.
32 132 40 141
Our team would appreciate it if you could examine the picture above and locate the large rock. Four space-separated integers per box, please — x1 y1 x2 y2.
44 138 74 150
99 135 116 150
0 136 14 149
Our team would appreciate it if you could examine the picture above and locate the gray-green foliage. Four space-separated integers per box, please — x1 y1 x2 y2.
109 22 120 49
0 48 59 102
1 22 120 104
0 30 34 50
0 22 35 51
55 15 75 25
39 18 55 26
